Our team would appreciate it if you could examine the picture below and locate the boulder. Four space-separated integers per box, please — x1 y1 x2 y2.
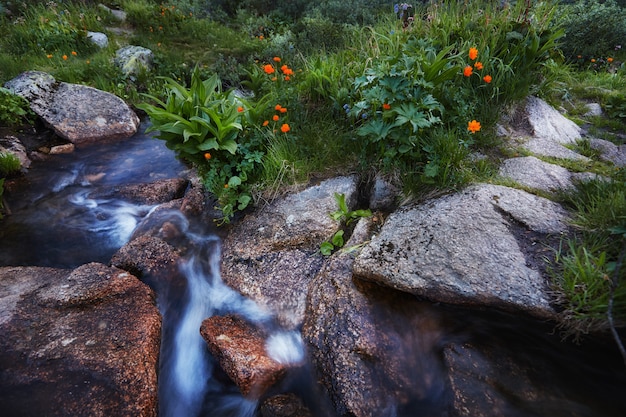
4 71 140 144
303 217 447 417
200 315 289 398
114 46 154 77
353 184 565 319
87 31 108 48
500 96 586 161
498 156 575 193
220 176 358 329
259 394 313 417
589 138 626 167
0 263 161 416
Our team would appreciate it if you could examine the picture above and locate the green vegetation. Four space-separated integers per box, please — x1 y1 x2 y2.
1 0 625 339
0 88 35 127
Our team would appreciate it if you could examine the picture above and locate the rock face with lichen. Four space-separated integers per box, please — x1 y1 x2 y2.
4 71 140 145
0 263 161 417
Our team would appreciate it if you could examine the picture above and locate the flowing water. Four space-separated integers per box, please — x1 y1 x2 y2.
1 124 626 416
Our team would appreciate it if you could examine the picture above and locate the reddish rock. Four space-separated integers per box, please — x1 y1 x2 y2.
0 263 161 416
89 178 188 205
200 315 288 398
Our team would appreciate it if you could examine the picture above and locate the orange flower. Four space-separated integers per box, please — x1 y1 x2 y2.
46 54 53 59
279 107 287 113
473 61 483 70
483 75 492 83
284 76 291 81
577 55 582 59
259 35 264 40
467 120 481 134
62 55 68 60
469 47 478 60
263 64 275 74
273 56 281 62
262 120 269 126
71 51 77 56
204 152 211 160
224 184 229 188
273 115 279 121
271 77 277 82
237 106 244 112
275 104 282 111
463 66 473 77
607 57 614 63
280 123 290 133
382 103 391 110
591 58 596 63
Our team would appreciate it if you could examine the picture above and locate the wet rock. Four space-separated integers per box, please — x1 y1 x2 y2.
111 234 183 279
4 71 140 144
220 176 358 328
0 135 30 170
114 45 154 77
303 217 447 417
89 177 188 205
49 143 75 154
260 393 314 417
200 315 288 398
499 156 575 193
0 263 161 417
353 184 562 319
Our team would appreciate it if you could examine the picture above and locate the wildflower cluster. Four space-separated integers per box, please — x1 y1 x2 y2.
459 46 496 134
262 104 290 133
263 57 295 82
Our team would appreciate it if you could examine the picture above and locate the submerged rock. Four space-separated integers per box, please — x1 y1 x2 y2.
0 263 161 416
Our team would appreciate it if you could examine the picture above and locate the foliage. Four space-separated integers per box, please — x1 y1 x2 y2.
320 192 371 255
553 170 626 336
556 0 626 63
138 66 272 223
330 192 371 225
0 88 35 127
1 1 98 57
0 152 21 177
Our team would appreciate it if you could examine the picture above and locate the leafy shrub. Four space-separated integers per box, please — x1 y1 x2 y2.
0 88 35 127
556 0 626 63
138 66 271 223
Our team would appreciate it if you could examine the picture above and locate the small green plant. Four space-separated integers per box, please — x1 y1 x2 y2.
330 192 371 225
0 88 35 127
320 230 345 256
0 152 21 176
320 193 371 255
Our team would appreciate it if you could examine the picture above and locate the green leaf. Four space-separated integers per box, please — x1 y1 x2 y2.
320 242 334 256
228 176 242 187
331 230 345 247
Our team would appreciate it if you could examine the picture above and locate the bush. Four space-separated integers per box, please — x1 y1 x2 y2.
557 0 626 63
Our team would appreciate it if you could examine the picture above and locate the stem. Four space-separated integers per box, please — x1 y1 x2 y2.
607 238 626 368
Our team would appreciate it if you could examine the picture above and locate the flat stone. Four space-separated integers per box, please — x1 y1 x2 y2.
499 156 574 193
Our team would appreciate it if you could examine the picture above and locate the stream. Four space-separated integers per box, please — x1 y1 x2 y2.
1 124 626 416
